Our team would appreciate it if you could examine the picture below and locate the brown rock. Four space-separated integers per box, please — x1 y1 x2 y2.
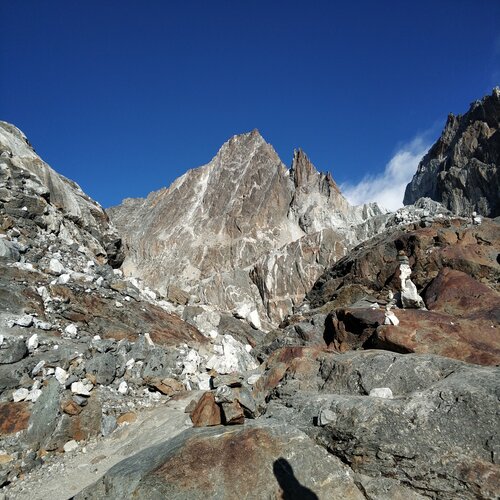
189 392 222 427
166 285 190 306
424 268 500 320
221 401 245 425
62 400 82 416
0 402 31 435
150 377 185 396
326 308 385 351
369 309 500 366
117 412 137 426
48 284 207 347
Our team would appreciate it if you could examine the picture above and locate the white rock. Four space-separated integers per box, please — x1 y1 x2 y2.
95 276 104 287
71 380 93 396
63 440 78 453
26 333 39 351
56 273 71 285
37 286 51 303
26 388 42 402
247 374 261 385
55 367 69 385
143 288 157 301
384 311 400 326
205 334 258 374
144 332 154 346
118 381 128 395
196 372 211 391
49 258 64 275
64 324 78 338
246 309 262 330
125 358 135 370
113 269 123 277
15 315 33 327
369 387 394 399
34 320 52 330
0 335 3 346
12 388 29 402
115 301 123 308
401 278 425 309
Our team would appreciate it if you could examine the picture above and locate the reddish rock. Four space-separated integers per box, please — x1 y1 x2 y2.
149 377 185 396
117 412 137 426
0 402 31 435
49 284 207 347
308 219 500 308
189 392 222 427
370 309 500 366
424 268 500 321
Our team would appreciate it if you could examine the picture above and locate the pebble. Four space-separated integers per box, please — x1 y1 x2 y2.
63 440 78 453
118 381 128 395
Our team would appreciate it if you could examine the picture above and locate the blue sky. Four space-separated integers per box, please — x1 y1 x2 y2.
1 0 499 209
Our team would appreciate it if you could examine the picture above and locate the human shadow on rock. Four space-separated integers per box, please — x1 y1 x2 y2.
273 457 319 500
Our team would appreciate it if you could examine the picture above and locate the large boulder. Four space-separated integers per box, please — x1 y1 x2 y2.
266 348 500 500
76 421 365 499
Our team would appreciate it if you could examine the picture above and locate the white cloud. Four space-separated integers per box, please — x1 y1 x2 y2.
341 135 430 211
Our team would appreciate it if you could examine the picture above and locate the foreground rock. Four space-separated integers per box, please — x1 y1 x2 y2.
76 420 365 500
264 348 500 500
404 87 500 217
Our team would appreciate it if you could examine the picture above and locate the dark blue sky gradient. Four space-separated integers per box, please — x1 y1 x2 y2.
1 0 499 207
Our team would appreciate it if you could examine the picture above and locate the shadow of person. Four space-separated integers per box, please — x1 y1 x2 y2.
273 457 319 500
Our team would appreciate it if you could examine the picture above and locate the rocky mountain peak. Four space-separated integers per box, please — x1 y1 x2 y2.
109 131 387 325
404 88 500 216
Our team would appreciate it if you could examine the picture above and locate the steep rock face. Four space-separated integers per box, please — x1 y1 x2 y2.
0 122 123 266
109 131 386 323
404 88 500 216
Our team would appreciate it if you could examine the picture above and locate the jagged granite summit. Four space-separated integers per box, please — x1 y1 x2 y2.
404 88 500 216
109 130 386 324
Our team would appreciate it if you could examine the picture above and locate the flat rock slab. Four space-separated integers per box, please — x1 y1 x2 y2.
77 420 365 500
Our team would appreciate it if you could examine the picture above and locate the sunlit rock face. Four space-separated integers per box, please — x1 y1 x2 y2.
109 130 387 324
404 88 500 217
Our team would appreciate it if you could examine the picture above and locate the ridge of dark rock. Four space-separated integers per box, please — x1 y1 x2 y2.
404 87 500 216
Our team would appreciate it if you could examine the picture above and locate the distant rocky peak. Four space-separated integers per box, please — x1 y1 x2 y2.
404 88 500 216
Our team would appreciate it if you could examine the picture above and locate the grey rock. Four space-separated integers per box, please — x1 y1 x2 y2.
0 336 27 364
101 415 117 437
0 238 20 261
85 352 117 385
141 348 176 380
25 378 61 448
272 350 500 499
